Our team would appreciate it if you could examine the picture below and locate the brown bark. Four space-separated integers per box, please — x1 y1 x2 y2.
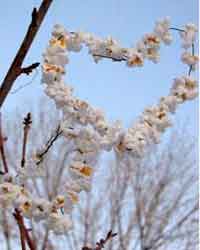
0 0 53 108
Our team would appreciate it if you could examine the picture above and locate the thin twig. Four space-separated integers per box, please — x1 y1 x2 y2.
11 68 39 94
170 27 196 76
36 125 62 165
188 43 195 76
0 113 8 173
21 63 40 75
21 113 32 167
92 54 127 62
0 0 53 108
82 230 117 250
170 27 185 33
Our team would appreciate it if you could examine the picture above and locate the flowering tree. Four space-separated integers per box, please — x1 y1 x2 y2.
0 1 198 250
0 102 198 250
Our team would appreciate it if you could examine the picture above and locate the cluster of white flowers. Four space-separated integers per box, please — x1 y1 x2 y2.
42 16 174 72
0 176 72 234
179 23 198 49
179 23 198 71
115 75 198 159
0 17 198 235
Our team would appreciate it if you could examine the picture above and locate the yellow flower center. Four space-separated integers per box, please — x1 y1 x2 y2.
129 56 143 66
145 35 160 45
22 201 32 212
43 63 65 74
68 191 78 203
50 36 67 49
79 166 93 177
56 196 65 205
185 79 196 89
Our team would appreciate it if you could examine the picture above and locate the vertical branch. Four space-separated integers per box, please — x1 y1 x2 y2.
21 113 32 167
2 208 11 250
13 209 36 250
13 210 27 250
0 113 8 173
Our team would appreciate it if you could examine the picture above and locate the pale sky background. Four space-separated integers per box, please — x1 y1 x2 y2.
0 2 198 249
0 0 198 135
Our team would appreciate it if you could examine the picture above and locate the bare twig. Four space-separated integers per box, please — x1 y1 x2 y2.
11 68 39 94
0 113 8 173
188 43 195 76
0 0 53 108
21 113 32 167
21 63 40 75
82 230 117 250
36 125 62 165
92 54 127 62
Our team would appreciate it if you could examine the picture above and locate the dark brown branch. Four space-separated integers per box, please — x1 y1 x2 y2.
0 113 8 173
13 210 27 250
0 0 53 108
13 209 36 250
21 113 32 167
82 230 117 250
21 63 40 75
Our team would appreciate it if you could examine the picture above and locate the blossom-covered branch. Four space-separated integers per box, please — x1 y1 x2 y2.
0 17 198 240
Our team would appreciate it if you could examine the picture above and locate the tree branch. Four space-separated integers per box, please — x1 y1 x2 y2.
0 113 8 173
0 0 53 108
36 124 62 165
82 230 117 250
21 63 40 75
21 113 32 167
13 209 36 250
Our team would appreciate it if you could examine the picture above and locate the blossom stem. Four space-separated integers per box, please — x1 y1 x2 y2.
92 54 127 62
170 27 185 32
188 43 195 76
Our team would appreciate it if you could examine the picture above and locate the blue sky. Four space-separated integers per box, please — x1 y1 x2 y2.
0 0 198 135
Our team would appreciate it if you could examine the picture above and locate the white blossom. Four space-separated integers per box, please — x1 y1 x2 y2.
179 23 198 49
47 212 73 234
181 51 198 69
32 198 51 222
154 17 172 45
